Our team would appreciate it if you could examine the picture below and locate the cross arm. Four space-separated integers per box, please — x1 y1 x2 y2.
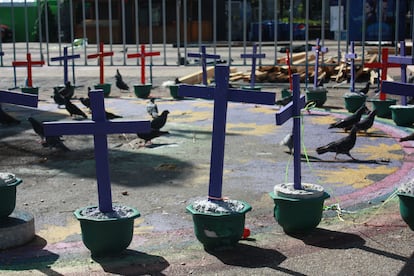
127 53 142 58
388 56 414 65
51 54 81 62
0 90 38 107
227 88 275 105
275 95 306 125
382 81 414 97
178 84 214 100
240 53 266 59
43 120 151 136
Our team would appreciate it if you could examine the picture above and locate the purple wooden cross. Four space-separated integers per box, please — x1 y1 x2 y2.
178 65 276 200
51 46 81 84
43 90 151 213
312 38 328 88
345 41 357 92
0 89 38 108
240 44 266 88
0 51 4 57
188 45 221 85
275 74 306 190
387 41 414 105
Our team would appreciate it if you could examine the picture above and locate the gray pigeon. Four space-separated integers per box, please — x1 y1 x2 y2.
146 98 159 118
316 126 358 160
279 133 293 154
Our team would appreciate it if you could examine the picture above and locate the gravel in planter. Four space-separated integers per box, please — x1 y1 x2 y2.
192 199 246 214
0 172 17 186
398 180 414 195
79 205 138 219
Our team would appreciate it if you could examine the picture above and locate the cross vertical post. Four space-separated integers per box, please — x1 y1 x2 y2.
12 53 45 87
345 41 357 92
240 44 266 88
43 90 151 213
387 41 414 105
127 45 161 85
311 38 328 89
51 46 81 84
87 43 114 85
178 65 276 200
286 49 293 91
275 73 306 190
187 45 221 85
364 48 400 100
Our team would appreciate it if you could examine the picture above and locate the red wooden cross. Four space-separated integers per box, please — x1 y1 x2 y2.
87 42 114 85
12 53 45 87
364 48 400 100
127 45 160 84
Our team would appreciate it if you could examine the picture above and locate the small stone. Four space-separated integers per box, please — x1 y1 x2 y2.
122 191 129 196
180 262 186 266
40 199 44 203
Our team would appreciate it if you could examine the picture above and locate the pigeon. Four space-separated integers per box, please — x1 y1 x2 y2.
59 81 74 100
28 117 45 140
279 133 293 154
357 82 370 95
329 105 369 131
0 105 20 126
105 110 122 120
42 135 70 151
316 126 358 160
276 95 293 106
150 110 169 130
115 69 129 92
79 96 91 109
64 98 87 119
346 109 377 133
146 98 159 118
400 132 414 142
137 129 169 146
52 87 67 106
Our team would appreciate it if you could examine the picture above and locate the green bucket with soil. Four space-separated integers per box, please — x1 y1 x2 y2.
21 87 39 95
397 193 414 231
169 84 183 99
368 98 397 118
133 84 152 99
94 83 112 97
0 173 22 219
389 105 414 127
344 93 367 113
305 88 327 107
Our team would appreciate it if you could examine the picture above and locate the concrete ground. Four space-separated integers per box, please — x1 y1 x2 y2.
1 52 414 275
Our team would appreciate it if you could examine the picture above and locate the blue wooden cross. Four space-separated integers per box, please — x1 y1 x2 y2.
0 89 38 108
43 90 151 213
345 41 357 92
312 38 328 88
387 41 414 105
275 74 306 190
178 65 276 200
188 45 221 85
51 46 81 84
240 44 266 88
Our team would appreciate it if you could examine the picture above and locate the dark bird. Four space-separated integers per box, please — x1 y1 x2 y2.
79 96 91 109
150 110 169 130
329 105 369 131
279 133 293 154
400 132 414 142
357 82 370 95
316 126 358 160
105 110 122 120
346 109 377 133
0 105 20 126
52 87 67 106
64 99 87 119
59 81 74 100
146 98 159 118
28 116 45 140
42 136 70 151
276 95 293 106
137 129 169 146
115 69 129 92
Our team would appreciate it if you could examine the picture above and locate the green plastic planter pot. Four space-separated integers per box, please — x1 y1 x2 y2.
305 87 328 107
269 189 330 234
281 88 292 99
21 87 39 95
169 84 183 99
241 85 262 91
74 205 140 256
367 98 397 118
344 93 367 113
186 201 252 250
0 174 22 219
389 105 414 127
397 193 414 231
133 84 152 99
94 83 112 97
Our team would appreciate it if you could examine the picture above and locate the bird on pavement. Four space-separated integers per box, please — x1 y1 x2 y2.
79 96 91 109
329 105 369 131
64 98 87 119
151 110 169 130
279 132 293 154
345 109 377 133
0 105 20 126
357 82 370 95
52 87 67 106
400 132 414 142
59 81 74 100
115 69 129 92
137 129 169 146
146 98 159 118
42 135 70 151
316 126 358 160
276 95 293 106
28 116 45 140
105 110 123 120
